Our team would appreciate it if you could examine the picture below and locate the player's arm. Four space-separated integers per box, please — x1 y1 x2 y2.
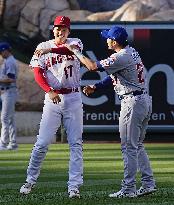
30 52 60 104
64 44 98 71
66 44 122 75
31 43 61 104
0 73 15 83
33 67 61 104
34 47 74 57
34 39 83 57
65 44 105 72
83 75 113 96
0 60 17 83
33 67 51 93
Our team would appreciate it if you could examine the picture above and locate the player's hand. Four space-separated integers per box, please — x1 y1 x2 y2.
48 90 61 104
83 85 96 96
65 44 78 52
34 48 51 57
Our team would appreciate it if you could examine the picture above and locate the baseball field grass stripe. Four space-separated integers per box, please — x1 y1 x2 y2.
0 179 121 190
0 143 174 205
0 171 119 179
1 172 173 181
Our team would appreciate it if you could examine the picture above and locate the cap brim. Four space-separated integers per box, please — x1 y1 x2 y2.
0 48 7 52
101 29 109 39
54 24 70 28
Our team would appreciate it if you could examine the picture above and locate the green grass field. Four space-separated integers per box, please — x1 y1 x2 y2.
0 143 174 205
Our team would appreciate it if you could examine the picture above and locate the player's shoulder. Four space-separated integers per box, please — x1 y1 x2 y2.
117 46 134 58
128 46 141 60
36 40 54 49
127 46 139 55
5 55 16 64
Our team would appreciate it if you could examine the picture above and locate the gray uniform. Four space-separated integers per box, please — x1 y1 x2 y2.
0 55 18 147
99 45 156 193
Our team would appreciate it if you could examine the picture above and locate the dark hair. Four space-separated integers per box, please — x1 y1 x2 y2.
120 40 129 47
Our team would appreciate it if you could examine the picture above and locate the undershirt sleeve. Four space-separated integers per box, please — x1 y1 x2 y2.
95 75 113 90
33 67 51 93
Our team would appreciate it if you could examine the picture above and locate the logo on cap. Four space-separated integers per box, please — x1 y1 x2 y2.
60 16 65 23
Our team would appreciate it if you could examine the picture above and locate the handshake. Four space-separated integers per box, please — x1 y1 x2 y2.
82 85 96 96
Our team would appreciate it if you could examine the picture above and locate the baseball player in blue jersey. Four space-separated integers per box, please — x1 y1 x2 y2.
20 16 83 198
0 42 18 151
66 26 157 198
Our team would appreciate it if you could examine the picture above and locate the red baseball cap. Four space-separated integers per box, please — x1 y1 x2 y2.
54 16 70 28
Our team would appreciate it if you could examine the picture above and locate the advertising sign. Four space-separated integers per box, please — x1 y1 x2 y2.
69 23 174 132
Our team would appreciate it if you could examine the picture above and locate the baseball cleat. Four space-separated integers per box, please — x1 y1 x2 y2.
109 190 137 198
20 182 35 194
0 144 7 150
7 144 18 150
136 186 157 196
68 189 80 199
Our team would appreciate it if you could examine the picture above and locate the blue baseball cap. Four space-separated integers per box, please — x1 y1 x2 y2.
0 42 11 52
101 26 128 45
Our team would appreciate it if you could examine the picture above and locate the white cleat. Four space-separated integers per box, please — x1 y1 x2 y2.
20 182 35 194
68 189 80 199
136 186 157 197
0 143 7 150
7 144 18 150
109 190 137 198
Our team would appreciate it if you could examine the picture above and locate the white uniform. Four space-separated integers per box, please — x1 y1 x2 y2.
98 45 156 193
26 38 83 192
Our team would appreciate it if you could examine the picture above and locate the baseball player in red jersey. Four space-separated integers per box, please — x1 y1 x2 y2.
66 26 157 198
20 16 83 198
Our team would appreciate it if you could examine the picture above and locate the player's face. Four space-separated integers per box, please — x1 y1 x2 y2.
53 26 70 43
0 50 7 58
107 38 116 50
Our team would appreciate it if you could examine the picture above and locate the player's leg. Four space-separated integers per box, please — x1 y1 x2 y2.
27 101 62 183
109 97 139 198
0 91 16 150
110 96 150 198
119 98 139 194
63 95 83 198
7 91 18 150
20 101 62 194
137 96 156 196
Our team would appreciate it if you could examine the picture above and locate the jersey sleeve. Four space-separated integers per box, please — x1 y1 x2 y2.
29 43 45 69
97 53 126 74
5 60 17 79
